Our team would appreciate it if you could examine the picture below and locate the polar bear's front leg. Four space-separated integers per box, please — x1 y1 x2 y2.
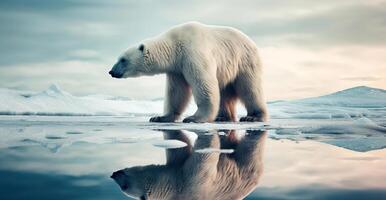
182 64 220 123
150 73 191 123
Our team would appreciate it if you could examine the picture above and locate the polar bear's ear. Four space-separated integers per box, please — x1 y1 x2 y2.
138 44 145 52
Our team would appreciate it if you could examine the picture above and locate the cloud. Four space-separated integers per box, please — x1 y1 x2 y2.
0 0 385 100
341 76 382 82
0 60 166 98
261 45 386 99
69 49 101 60
2 0 386 64
242 2 386 47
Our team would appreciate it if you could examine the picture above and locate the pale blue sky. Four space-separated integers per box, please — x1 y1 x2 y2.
0 0 385 100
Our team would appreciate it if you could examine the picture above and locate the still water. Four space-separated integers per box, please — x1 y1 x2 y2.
0 116 385 200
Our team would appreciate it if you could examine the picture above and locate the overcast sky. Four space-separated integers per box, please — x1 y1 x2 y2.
0 0 385 100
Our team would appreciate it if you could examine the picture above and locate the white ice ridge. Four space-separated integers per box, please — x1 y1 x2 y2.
0 115 385 152
0 84 385 119
152 140 188 149
195 148 235 154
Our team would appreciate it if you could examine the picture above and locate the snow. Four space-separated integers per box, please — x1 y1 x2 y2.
152 140 188 149
268 86 386 119
0 115 385 153
298 86 386 107
0 84 385 152
0 84 163 116
195 148 235 154
0 84 385 120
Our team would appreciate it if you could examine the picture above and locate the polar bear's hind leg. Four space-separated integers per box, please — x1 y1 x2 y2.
235 73 267 122
215 85 237 122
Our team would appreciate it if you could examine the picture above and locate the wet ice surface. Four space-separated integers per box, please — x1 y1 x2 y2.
1 85 386 121
0 115 386 200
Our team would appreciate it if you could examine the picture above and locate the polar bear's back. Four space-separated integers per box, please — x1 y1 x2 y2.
167 21 257 56
165 22 261 87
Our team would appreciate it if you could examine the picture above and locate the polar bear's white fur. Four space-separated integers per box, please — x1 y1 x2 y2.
109 22 267 122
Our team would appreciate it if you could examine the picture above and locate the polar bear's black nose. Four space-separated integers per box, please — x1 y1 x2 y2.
109 70 119 78
111 170 125 179
110 71 123 78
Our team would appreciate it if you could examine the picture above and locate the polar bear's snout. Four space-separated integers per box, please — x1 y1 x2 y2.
109 70 121 78
108 70 115 76
109 70 122 78
111 170 129 190
109 61 126 78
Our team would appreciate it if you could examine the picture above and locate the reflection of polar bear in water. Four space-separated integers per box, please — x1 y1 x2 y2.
109 22 267 123
111 130 266 200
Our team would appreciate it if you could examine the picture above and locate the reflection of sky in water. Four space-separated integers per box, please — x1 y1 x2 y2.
0 120 386 199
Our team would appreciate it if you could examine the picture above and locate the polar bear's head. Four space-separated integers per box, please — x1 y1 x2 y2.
109 44 147 78
111 165 173 199
109 38 173 79
111 167 152 199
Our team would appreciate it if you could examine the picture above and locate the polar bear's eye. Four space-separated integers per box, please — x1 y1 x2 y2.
139 44 145 52
119 58 126 63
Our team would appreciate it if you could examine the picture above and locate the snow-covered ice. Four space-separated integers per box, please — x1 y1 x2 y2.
0 84 385 120
0 84 385 153
0 84 163 116
0 115 384 152
0 84 385 200
152 139 188 149
195 148 235 154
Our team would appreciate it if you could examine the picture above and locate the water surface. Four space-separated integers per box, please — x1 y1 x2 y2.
0 116 385 200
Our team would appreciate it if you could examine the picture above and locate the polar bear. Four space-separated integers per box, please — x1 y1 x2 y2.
111 129 266 200
109 22 267 123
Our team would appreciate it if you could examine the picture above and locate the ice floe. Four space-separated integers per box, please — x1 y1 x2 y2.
0 84 385 120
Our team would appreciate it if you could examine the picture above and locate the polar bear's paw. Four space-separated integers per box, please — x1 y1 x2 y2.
215 116 233 122
149 115 176 123
182 116 206 123
240 115 264 122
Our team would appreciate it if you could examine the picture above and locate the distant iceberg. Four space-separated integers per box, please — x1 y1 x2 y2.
0 84 385 119
268 86 386 119
0 84 163 116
